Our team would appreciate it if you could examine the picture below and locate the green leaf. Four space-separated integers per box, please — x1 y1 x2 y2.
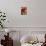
3 16 6 17
0 12 2 13
1 19 6 21
0 21 1 23
0 15 2 17
1 25 3 28
4 13 5 15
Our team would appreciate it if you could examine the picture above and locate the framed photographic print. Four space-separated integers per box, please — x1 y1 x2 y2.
21 7 27 15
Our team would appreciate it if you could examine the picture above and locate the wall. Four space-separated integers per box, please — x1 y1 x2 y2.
0 0 46 27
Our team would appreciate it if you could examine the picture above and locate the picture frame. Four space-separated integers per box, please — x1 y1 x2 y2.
21 7 27 15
